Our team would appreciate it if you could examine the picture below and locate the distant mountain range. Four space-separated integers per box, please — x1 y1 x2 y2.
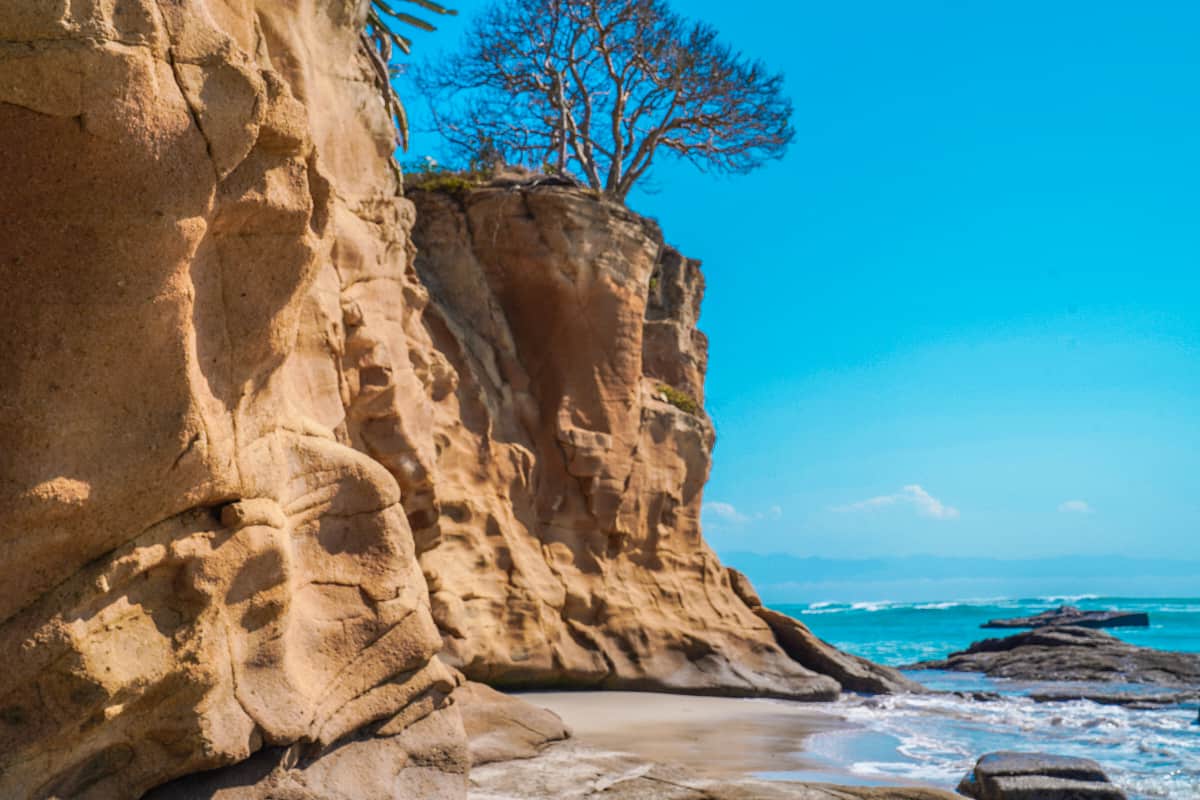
720 551 1200 604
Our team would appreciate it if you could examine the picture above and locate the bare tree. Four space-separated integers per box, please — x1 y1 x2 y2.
414 0 794 201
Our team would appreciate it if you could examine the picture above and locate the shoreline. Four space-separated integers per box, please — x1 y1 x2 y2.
500 691 957 795
469 739 962 800
476 673 1197 800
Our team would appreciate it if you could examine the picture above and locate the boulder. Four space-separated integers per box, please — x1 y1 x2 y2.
956 752 1126 799
1028 689 1199 709
456 682 569 766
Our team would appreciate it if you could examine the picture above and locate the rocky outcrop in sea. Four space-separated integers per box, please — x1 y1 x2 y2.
910 625 1200 687
982 605 1149 630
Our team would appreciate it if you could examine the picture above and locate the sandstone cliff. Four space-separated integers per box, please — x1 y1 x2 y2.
2 2 904 798
405 181 840 700
2 2 463 797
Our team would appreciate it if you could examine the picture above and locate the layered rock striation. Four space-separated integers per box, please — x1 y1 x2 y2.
3 2 900 798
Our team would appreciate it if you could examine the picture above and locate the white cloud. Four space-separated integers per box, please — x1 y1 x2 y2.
703 501 750 523
1058 500 1093 514
702 502 784 526
833 484 960 520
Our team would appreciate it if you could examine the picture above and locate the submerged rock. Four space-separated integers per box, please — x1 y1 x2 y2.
982 605 1149 630
956 752 1126 799
909 626 1200 687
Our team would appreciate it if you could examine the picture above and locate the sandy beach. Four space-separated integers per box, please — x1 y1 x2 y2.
467 691 961 799
518 691 847 777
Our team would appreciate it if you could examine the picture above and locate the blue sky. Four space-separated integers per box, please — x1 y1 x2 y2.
400 2 1200 562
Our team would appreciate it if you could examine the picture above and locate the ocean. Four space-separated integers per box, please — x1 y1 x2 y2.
771 596 1200 799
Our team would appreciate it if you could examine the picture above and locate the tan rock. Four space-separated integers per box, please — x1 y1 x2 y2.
0 1 463 797
2 3 913 799
727 569 923 695
406 184 839 701
457 682 570 766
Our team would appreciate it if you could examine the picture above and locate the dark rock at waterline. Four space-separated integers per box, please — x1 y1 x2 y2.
956 752 1126 799
947 691 1005 703
1029 689 1200 709
982 605 1149 630
909 626 1200 688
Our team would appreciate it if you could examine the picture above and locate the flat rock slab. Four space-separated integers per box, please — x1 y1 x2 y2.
957 752 1126 800
982 605 1149 630
1029 689 1200 709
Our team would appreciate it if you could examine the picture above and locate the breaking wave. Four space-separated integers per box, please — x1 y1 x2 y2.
810 681 1200 799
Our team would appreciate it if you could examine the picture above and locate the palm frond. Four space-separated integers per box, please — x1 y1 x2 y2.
363 0 457 150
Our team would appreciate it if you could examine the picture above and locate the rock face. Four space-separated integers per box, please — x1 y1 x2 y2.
982 605 1149 630
1 3 904 798
727 569 921 695
0 1 464 797
911 627 1200 687
956 752 1127 800
405 183 838 701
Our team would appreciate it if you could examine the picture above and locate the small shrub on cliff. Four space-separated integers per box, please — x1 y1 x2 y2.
405 171 481 194
413 0 794 202
402 156 490 194
657 383 700 415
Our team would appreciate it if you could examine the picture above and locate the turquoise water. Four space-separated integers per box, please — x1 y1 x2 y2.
768 596 1200 799
776 595 1200 666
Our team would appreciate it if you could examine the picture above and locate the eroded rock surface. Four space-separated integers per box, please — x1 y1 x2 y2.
457 682 570 766
0 1 463 797
405 183 838 701
3 4 906 799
